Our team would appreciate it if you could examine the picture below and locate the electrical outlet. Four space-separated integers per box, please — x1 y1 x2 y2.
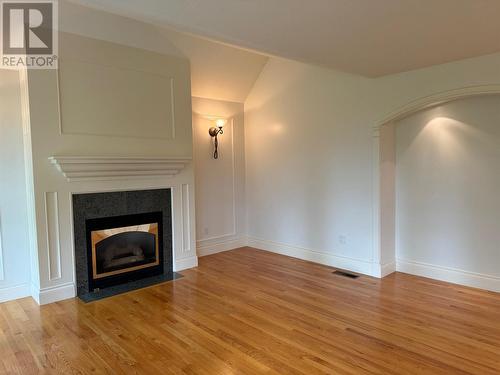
203 227 209 235
338 235 347 245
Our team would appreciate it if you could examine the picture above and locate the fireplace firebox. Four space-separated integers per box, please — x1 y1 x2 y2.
86 212 164 291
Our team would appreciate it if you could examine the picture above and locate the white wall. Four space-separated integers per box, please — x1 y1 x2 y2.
244 53 500 278
244 58 376 274
0 70 31 302
192 97 246 255
396 96 500 280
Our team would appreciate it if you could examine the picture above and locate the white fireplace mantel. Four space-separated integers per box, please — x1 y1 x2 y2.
48 156 192 182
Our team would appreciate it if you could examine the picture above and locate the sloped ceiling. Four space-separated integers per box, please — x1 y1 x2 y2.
68 0 500 77
162 30 268 103
61 1 268 103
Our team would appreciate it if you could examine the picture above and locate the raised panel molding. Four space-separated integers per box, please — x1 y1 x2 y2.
49 156 191 182
57 58 176 140
170 77 176 139
181 183 191 253
45 192 62 281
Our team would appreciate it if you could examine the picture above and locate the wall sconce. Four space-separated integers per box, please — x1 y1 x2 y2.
208 119 226 159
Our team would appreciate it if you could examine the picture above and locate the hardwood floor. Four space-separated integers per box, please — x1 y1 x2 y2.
1 247 500 374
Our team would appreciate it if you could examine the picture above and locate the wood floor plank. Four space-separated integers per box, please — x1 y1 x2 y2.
0 247 499 374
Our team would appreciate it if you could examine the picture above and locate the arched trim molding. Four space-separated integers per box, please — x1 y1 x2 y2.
371 84 500 279
375 84 500 131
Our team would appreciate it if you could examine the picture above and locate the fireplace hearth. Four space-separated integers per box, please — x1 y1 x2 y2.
73 189 175 301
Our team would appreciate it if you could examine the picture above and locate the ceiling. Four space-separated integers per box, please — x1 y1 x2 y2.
68 0 500 77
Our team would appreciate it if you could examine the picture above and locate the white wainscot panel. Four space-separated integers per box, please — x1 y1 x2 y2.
58 58 176 139
45 192 62 281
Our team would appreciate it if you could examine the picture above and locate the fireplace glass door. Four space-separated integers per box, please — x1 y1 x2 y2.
91 223 159 279
86 212 163 290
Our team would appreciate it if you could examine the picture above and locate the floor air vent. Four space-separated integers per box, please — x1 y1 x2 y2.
333 270 359 279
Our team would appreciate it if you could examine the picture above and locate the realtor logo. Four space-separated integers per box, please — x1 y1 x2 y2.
1 0 58 69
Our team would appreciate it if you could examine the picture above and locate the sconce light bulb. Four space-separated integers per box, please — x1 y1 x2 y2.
216 119 227 128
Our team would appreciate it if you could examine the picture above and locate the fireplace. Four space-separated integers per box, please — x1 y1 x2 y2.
73 189 174 300
86 212 164 291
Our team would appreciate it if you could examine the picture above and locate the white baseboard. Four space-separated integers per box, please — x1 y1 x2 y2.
0 283 31 303
174 256 198 271
247 236 376 276
396 259 500 293
197 236 248 257
32 282 76 305
371 261 396 278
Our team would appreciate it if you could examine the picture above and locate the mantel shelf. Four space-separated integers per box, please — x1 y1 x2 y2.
48 156 191 182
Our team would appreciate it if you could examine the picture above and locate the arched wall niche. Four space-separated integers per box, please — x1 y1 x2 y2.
371 85 500 278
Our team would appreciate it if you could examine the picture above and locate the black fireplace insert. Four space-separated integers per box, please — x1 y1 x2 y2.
86 211 164 291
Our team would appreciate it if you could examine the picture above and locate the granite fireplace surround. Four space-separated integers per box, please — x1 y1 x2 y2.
72 189 174 300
